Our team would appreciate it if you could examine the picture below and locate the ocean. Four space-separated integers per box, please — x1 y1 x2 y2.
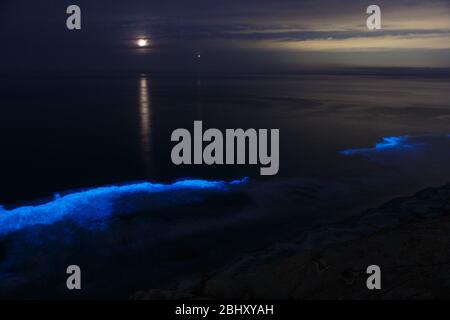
1 72 450 297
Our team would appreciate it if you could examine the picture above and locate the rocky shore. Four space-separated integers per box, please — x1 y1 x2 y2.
134 183 450 299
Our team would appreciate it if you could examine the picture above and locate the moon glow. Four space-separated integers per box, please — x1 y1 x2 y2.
137 39 149 47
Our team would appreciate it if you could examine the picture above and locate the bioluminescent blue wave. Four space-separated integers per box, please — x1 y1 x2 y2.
340 136 419 156
0 177 248 237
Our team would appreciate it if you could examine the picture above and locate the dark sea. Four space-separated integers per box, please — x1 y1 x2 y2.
2 72 450 202
1 72 450 297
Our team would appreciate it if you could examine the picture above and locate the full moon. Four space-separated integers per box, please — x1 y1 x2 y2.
137 39 149 47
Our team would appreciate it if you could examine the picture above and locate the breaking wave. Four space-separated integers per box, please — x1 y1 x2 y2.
0 177 248 237
340 134 450 157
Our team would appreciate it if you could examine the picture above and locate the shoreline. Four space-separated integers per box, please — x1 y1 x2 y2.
135 182 450 299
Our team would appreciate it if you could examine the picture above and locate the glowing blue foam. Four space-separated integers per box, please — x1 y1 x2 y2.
0 177 248 237
340 136 416 155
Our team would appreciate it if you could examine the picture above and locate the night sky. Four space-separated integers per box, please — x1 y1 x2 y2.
1 0 449 72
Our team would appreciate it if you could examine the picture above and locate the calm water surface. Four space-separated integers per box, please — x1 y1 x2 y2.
1 73 449 204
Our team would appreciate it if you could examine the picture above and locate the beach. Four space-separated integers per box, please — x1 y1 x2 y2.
135 183 450 299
